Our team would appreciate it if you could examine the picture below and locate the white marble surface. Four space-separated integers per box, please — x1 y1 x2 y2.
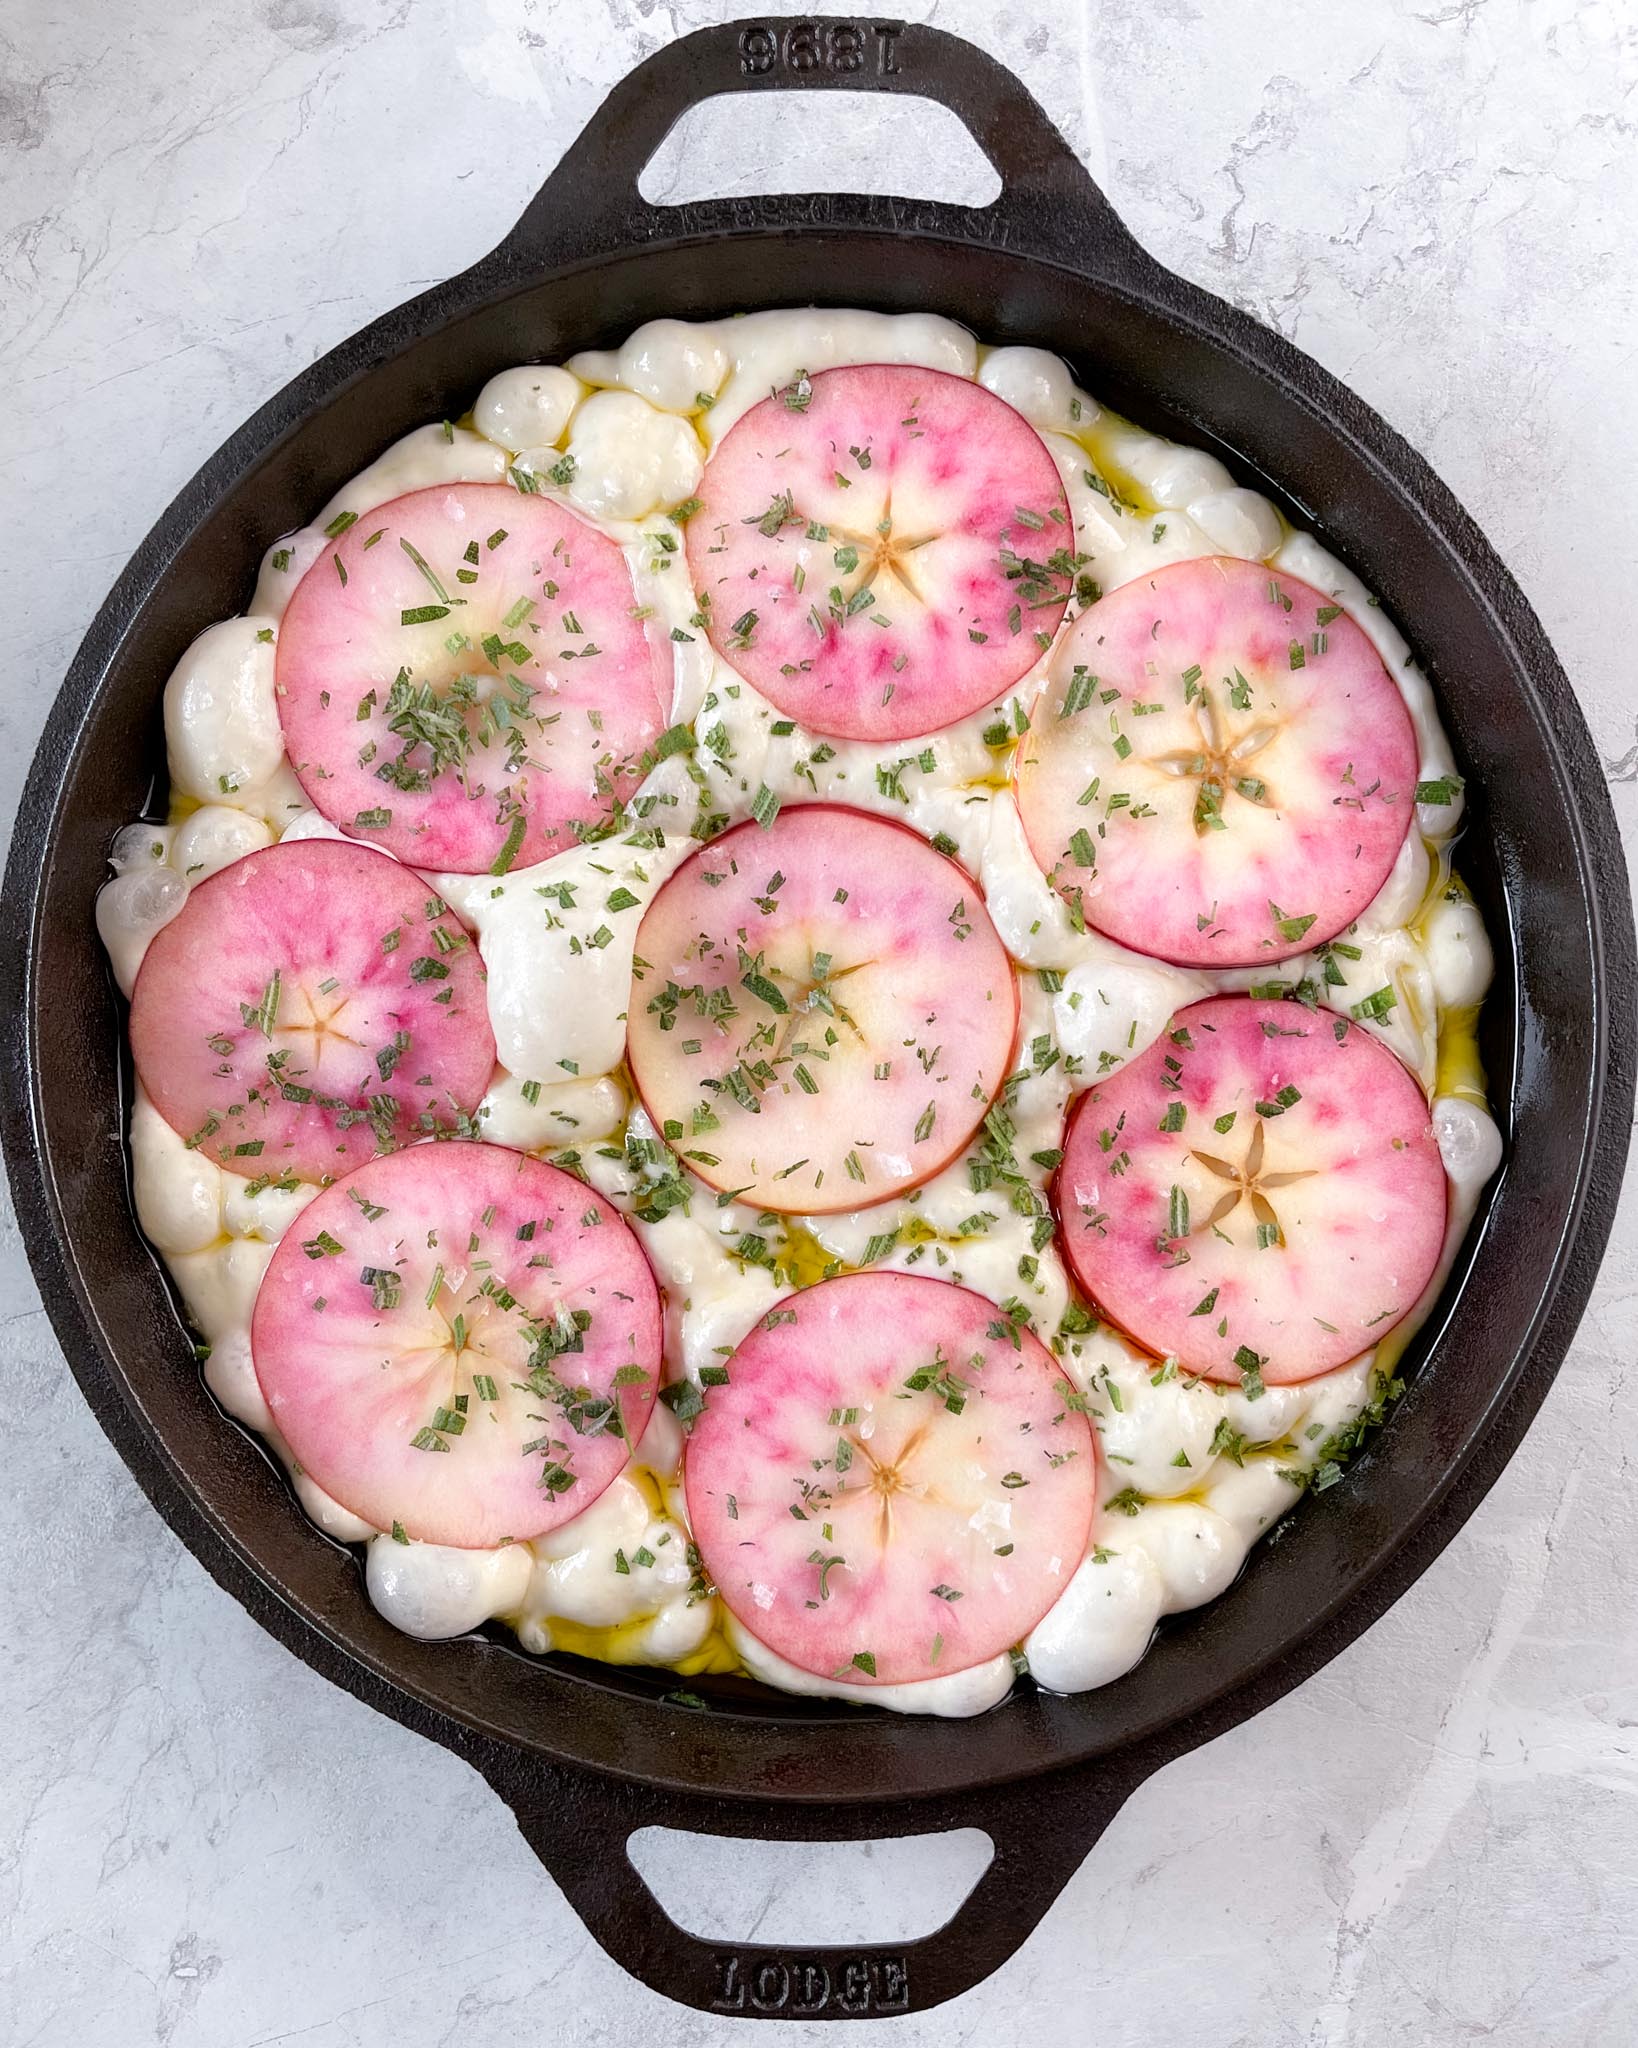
2 0 1635 2040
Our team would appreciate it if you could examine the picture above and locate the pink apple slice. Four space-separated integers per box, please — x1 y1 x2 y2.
685 1272 1094 1684
1057 995 1446 1385
251 1141 661 1546
276 483 670 873
686 365 1073 743
130 839 495 1182
626 805 1018 1214
1014 556 1418 967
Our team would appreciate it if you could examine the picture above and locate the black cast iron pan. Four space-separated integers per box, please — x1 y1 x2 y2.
3 18 1632 2022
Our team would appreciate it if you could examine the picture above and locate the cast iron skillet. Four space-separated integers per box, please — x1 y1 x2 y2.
2 18 1632 2022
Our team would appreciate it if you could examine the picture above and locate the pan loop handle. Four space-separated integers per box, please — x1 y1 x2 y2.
483 1753 1136 2020
489 17 1152 278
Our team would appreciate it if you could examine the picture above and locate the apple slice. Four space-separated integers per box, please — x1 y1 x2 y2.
685 1272 1094 1684
1014 556 1418 966
685 364 1072 742
276 483 669 873
130 839 494 1182
251 1141 661 1547
626 805 1018 1214
1057 995 1446 1384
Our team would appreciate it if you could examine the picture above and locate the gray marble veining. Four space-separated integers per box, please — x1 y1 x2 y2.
2 1 1634 2042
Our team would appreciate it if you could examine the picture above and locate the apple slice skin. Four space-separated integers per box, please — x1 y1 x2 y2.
251 1141 661 1548
1057 996 1446 1384
276 483 670 873
626 804 1019 1215
1015 556 1418 968
686 365 1072 743
130 839 495 1182
685 1273 1095 1685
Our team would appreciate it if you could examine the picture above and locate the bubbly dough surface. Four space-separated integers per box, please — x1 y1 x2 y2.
104 308 1499 1714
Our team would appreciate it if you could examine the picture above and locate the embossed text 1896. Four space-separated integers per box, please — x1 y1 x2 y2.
738 21 904 78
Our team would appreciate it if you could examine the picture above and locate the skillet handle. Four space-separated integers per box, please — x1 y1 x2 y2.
490 17 1151 278
483 1752 1135 2019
